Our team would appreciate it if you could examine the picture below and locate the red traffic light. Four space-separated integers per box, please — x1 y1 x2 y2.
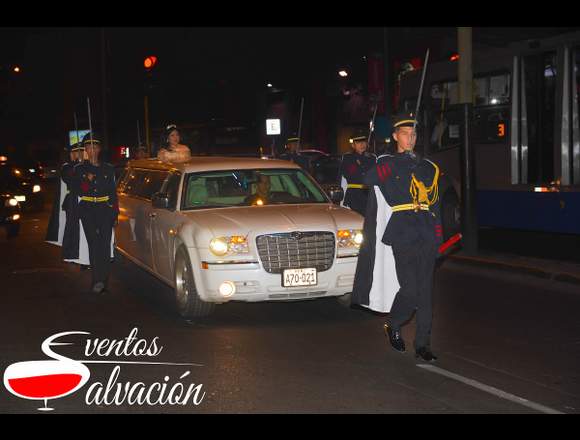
144 56 158 70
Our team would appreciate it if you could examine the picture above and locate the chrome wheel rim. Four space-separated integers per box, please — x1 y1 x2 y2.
175 254 190 313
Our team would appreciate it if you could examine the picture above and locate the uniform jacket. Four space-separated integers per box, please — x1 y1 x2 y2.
338 151 376 209
364 152 443 249
73 161 119 218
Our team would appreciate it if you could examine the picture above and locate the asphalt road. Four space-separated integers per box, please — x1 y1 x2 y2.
1 189 579 413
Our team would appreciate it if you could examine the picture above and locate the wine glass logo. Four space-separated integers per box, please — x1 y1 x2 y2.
3 331 91 411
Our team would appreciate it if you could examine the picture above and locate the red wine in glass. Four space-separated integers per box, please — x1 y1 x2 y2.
4 360 90 411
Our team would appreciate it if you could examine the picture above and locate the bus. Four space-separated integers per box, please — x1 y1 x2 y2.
398 30 580 238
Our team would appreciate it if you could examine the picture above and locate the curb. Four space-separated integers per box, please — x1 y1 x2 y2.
445 254 580 286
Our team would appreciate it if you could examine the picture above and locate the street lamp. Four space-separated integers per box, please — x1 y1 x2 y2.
13 66 21 73
267 83 273 88
338 70 348 78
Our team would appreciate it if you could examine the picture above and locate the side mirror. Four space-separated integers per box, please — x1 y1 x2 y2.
151 192 170 209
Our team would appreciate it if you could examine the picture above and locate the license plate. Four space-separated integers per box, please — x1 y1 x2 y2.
282 268 318 287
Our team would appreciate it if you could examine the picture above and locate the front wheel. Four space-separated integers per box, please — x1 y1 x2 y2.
174 247 215 319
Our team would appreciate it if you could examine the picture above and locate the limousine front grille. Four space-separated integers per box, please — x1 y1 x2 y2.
256 231 336 274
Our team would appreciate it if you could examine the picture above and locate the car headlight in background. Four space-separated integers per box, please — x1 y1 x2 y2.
29 168 36 173
13 169 21 176
33 184 41 193
209 235 249 257
14 195 26 202
337 229 364 248
5 198 18 207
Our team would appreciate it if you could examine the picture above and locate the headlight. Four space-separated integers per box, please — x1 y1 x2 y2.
6 198 18 207
210 238 229 256
209 235 249 257
337 229 364 248
33 184 41 193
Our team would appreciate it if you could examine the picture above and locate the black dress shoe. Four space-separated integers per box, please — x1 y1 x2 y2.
92 282 105 294
415 347 437 362
384 323 406 353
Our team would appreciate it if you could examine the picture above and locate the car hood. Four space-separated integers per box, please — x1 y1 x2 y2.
182 203 363 243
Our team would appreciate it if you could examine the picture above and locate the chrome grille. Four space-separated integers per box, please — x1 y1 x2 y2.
256 231 336 274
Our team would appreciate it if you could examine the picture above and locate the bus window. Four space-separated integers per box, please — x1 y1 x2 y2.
489 74 510 105
429 73 511 151
474 74 510 106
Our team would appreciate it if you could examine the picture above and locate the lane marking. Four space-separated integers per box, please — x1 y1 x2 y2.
445 352 580 400
417 364 565 414
12 268 65 274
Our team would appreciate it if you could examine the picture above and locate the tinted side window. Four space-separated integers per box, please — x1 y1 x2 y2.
136 170 169 201
123 169 148 196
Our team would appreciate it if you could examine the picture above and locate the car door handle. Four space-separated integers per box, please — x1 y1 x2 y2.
149 212 157 218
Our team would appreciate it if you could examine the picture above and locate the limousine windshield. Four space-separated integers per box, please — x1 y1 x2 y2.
182 168 328 210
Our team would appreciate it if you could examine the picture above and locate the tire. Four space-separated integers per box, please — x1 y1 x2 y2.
336 292 352 307
174 246 215 319
441 190 461 241
7 223 20 239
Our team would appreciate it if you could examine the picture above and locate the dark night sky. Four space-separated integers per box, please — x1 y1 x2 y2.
1 26 578 157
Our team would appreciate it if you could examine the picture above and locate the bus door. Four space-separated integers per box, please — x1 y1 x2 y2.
497 45 580 234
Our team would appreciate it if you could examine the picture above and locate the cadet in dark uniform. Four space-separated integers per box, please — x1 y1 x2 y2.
279 134 310 171
73 132 118 294
61 142 87 263
46 142 90 267
338 128 376 216
352 113 443 362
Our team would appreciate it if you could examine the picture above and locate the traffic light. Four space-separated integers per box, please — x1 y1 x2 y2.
143 56 159 93
144 56 157 71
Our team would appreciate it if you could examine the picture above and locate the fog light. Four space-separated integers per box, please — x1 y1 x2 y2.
33 184 41 193
219 281 236 298
12 214 20 221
